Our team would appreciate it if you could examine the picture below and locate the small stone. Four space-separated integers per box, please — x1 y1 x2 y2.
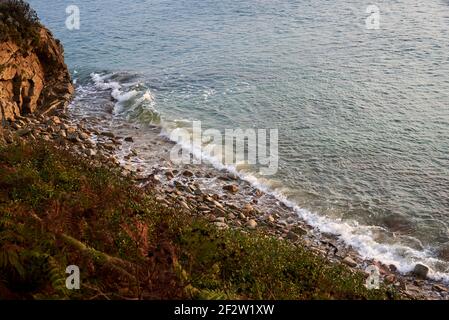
79 132 90 140
103 143 115 151
343 256 357 267
123 164 133 172
413 263 430 279
292 225 308 236
67 132 79 142
215 217 226 223
183 170 194 177
16 128 31 137
239 212 246 220
59 130 67 138
101 131 115 138
389 264 398 272
85 149 97 157
246 219 257 229
214 222 229 230
165 171 175 180
385 274 396 284
124 137 134 142
433 284 448 293
228 213 236 220
179 201 190 210
243 204 254 213
47 116 61 125
12 123 22 130
223 184 239 193
266 215 275 223
213 201 224 210
286 232 299 241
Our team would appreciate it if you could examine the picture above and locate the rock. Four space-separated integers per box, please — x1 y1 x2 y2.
103 143 115 151
85 149 97 157
292 225 308 236
286 232 299 241
389 264 398 272
47 116 61 125
385 274 396 284
277 220 288 227
214 222 229 230
101 131 115 138
183 170 194 177
0 27 74 122
198 205 210 212
342 257 357 267
212 201 224 210
433 284 448 293
223 184 239 193
246 219 257 229
228 213 236 220
58 130 67 138
266 215 275 223
243 204 254 213
239 212 246 220
124 136 134 142
179 201 190 211
193 187 203 196
79 132 89 140
164 171 174 180
11 122 22 130
4 132 14 144
215 217 226 223
67 132 79 142
16 128 31 137
412 263 430 279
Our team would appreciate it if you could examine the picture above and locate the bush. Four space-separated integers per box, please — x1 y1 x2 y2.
0 141 400 300
0 0 40 48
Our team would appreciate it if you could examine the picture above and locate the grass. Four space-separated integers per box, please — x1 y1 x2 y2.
0 141 399 300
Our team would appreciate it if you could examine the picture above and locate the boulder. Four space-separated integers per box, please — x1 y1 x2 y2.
246 219 257 229
412 263 430 279
223 184 239 193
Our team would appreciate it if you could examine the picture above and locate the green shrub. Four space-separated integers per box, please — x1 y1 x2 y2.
0 0 40 49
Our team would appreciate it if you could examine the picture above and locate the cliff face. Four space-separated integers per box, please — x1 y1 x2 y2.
0 27 74 121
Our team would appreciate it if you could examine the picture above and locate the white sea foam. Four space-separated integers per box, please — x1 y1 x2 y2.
91 73 156 116
159 124 449 283
89 72 449 282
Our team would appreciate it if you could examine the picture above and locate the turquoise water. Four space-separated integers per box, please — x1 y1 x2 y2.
29 0 449 276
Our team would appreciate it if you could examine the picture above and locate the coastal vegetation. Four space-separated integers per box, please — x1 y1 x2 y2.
0 141 397 299
0 0 41 49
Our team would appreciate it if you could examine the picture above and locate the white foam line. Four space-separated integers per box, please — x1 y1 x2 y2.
159 125 449 283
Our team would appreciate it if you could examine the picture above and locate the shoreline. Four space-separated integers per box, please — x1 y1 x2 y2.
1 106 448 300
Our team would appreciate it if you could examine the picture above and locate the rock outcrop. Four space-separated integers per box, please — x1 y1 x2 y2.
0 27 74 122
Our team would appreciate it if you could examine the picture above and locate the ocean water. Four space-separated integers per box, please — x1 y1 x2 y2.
29 0 449 278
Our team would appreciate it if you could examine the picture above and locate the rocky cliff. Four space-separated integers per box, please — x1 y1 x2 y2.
0 26 74 122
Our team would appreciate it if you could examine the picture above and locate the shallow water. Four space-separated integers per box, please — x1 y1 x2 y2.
29 0 449 278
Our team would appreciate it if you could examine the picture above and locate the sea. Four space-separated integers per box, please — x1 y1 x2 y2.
29 0 449 280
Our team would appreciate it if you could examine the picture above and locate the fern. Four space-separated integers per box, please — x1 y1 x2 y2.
47 256 69 298
0 244 25 278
